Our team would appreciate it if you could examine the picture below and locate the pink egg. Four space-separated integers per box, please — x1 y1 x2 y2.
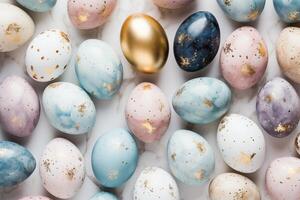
220 26 268 90
67 0 116 29
152 0 194 9
266 157 300 200
125 82 171 143
18 196 52 200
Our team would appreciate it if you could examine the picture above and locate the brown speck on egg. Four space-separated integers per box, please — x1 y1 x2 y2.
241 64 256 76
5 23 21 35
60 31 70 42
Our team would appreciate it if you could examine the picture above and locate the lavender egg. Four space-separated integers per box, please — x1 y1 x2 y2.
256 77 300 138
0 76 40 137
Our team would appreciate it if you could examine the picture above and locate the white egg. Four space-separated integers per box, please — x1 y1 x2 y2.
26 29 72 82
39 138 85 199
133 167 180 200
217 114 266 173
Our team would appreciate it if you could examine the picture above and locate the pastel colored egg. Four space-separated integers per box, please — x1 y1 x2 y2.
277 27 300 83
295 133 300 155
133 167 180 200
217 114 266 173
173 77 231 124
174 11 220 72
92 128 138 188
68 0 116 29
216 0 266 22
167 129 215 186
125 82 171 143
42 82 96 135
39 138 85 199
0 141 36 188
152 0 193 9
209 173 260 200
273 0 300 23
75 39 123 99
18 196 52 200
220 26 268 90
266 157 300 200
26 29 72 82
17 0 57 12
0 3 35 52
90 192 118 200
256 77 300 138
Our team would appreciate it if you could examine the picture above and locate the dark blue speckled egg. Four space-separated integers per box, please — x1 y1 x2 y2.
273 0 300 23
173 11 220 72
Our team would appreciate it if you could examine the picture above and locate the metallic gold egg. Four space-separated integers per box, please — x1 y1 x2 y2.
120 13 169 73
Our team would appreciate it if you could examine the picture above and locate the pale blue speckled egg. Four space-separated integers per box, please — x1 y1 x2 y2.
17 0 57 12
76 39 123 100
167 129 215 186
172 77 231 124
42 82 96 135
273 0 300 23
92 128 138 188
90 192 118 200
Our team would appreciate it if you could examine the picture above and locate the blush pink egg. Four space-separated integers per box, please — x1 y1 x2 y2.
220 26 268 90
152 0 194 9
125 82 171 143
18 196 52 200
67 0 116 29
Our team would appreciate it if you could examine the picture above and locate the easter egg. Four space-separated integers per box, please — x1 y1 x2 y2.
0 141 36 188
256 77 300 138
125 82 171 143
152 0 193 9
273 0 300 23
174 11 220 72
17 0 57 12
0 3 35 52
39 138 85 199
0 76 40 137
90 192 118 200
217 114 266 173
75 39 123 99
209 173 260 200
120 14 169 73
167 129 215 186
92 128 138 188
18 196 52 200
173 77 231 124
220 26 268 90
216 0 266 22
42 82 96 135
68 0 116 29
295 133 300 155
26 29 72 82
133 167 180 200
266 157 300 200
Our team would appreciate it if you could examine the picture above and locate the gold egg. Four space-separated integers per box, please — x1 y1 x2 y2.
120 13 169 74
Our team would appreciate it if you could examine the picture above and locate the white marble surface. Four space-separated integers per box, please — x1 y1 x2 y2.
0 0 299 199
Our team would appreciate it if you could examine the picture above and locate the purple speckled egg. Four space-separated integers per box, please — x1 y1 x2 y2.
256 77 300 138
18 196 52 200
0 76 40 137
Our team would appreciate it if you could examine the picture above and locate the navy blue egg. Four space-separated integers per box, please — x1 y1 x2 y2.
173 11 220 72
273 0 300 23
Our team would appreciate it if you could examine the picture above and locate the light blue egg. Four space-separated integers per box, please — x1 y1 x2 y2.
216 0 266 22
91 128 138 188
42 82 96 135
75 39 123 100
173 77 231 125
273 0 300 23
167 130 215 185
0 141 36 188
90 192 118 200
17 0 57 12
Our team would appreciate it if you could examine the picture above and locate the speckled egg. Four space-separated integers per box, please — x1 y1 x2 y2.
17 0 57 12
173 77 231 125
266 157 300 200
75 39 123 100
68 0 116 29
42 82 96 135
277 27 300 83
152 0 193 9
256 77 300 138
90 192 118 200
295 133 300 155
125 82 171 143
209 173 260 200
0 3 35 52
92 128 138 188
221 26 268 90
19 196 52 200
216 0 266 22
26 29 72 82
39 138 85 199
0 141 36 188
167 129 215 186
133 167 180 200
273 0 300 23
0 76 40 137
217 114 266 173
174 11 220 72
